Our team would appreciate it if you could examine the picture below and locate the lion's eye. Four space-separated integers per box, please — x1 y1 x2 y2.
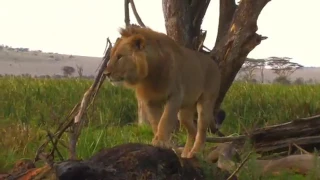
117 55 122 60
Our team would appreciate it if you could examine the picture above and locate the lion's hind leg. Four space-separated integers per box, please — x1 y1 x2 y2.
178 106 197 158
187 94 214 158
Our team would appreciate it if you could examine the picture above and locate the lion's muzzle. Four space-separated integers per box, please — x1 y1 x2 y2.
104 71 111 78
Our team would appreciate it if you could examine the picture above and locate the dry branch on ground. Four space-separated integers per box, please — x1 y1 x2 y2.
205 115 320 177
206 114 320 155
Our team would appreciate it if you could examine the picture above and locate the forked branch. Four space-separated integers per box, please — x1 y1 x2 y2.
124 0 146 27
129 0 145 27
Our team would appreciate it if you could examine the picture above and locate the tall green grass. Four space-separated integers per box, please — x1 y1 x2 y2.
1 76 320 179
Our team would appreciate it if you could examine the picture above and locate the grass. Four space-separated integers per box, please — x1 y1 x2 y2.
1 76 320 179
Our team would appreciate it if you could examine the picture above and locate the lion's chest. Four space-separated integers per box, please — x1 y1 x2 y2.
135 85 168 105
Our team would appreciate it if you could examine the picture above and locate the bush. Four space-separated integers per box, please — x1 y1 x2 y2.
273 76 291 85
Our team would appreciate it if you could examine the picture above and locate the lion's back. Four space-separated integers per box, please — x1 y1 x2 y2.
118 26 220 102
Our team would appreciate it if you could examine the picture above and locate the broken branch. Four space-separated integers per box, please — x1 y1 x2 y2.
227 151 252 180
70 38 112 159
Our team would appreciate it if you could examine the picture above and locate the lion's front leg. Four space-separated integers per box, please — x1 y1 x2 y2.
152 94 182 149
144 102 163 136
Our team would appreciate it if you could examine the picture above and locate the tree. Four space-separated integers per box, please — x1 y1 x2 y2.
76 64 84 78
125 0 270 132
267 57 303 79
293 77 304 85
239 58 265 82
256 59 266 83
61 66 75 77
273 76 291 85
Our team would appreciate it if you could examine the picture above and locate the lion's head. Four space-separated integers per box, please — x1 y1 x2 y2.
104 27 150 87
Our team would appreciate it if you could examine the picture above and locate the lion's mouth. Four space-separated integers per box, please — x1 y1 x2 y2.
107 76 125 86
108 77 124 82
110 80 124 86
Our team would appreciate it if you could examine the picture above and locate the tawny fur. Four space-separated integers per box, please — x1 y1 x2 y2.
104 25 221 158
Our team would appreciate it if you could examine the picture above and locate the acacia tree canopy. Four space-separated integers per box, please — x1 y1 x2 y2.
267 56 304 77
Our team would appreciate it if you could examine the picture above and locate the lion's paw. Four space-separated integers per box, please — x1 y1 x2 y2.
180 147 191 158
186 150 201 159
152 138 173 149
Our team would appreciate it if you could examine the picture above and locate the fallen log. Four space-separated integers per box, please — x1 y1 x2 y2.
206 114 320 155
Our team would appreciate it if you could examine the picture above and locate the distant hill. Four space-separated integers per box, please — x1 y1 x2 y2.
1 46 320 83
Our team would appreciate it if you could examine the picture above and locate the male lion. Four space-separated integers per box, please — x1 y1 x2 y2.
104 25 221 158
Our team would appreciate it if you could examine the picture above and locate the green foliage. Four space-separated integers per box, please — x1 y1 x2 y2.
1 77 320 179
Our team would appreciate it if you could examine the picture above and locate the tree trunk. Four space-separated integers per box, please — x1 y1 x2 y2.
210 0 270 114
162 0 210 49
260 67 265 83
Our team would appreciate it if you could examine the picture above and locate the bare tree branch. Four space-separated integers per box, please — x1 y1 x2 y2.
70 38 113 159
124 0 130 26
34 38 113 161
129 0 146 27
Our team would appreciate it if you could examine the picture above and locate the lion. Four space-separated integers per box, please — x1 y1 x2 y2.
104 25 221 158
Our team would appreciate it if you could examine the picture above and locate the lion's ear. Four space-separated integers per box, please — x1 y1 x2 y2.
130 35 145 51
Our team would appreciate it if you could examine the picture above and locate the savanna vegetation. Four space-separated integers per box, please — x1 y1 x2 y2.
1 0 320 179
1 76 320 179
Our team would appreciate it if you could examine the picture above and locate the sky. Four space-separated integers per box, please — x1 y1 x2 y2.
1 0 319 67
